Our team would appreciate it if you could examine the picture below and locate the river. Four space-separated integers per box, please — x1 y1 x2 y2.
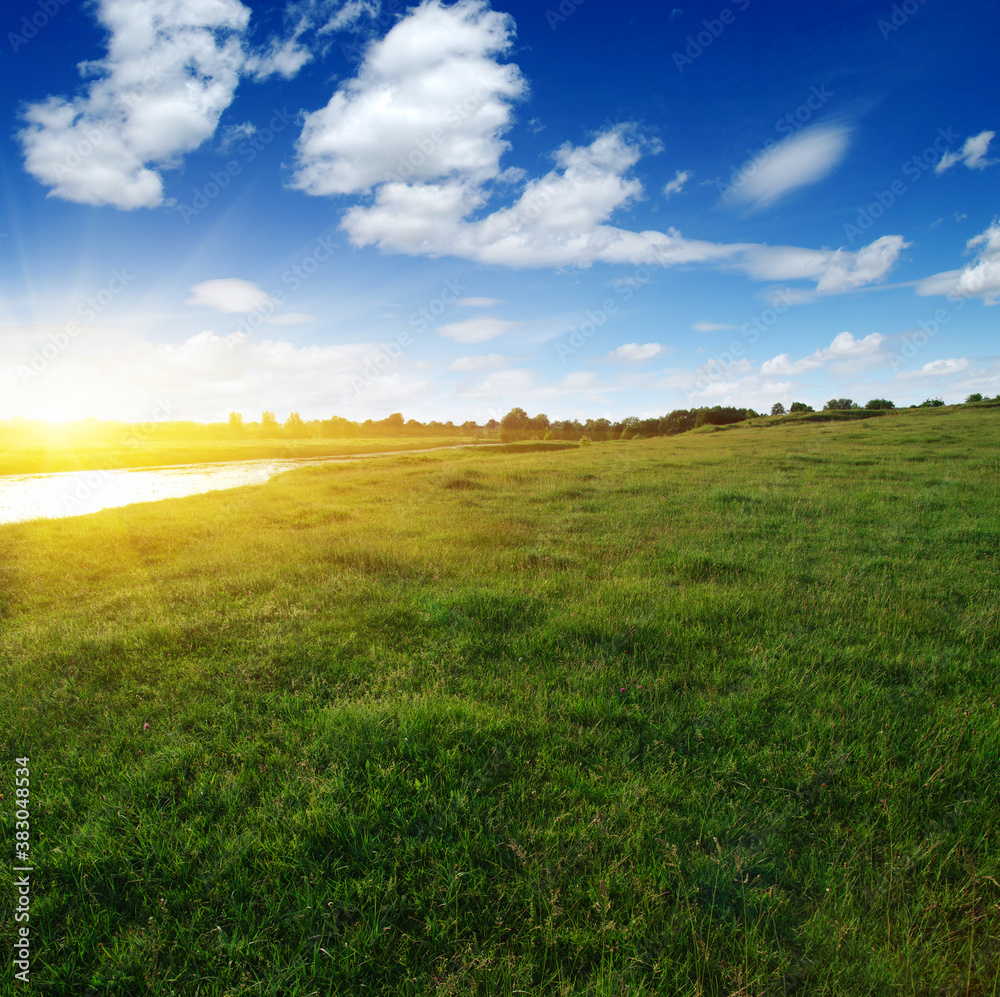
0 445 486 526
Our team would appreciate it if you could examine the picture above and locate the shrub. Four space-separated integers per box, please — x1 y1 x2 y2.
865 399 895 410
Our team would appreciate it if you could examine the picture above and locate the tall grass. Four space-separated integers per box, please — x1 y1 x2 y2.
1 405 998 995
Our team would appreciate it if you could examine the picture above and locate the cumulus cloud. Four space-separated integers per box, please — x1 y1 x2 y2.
602 342 667 363
291 0 525 195
741 235 908 300
915 221 1000 305
760 331 886 377
663 169 691 198
19 0 251 209
721 124 851 211
285 1 903 296
935 130 997 173
435 316 522 343
187 278 275 313
895 357 970 379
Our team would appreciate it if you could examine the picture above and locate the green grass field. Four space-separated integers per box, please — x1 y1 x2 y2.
1 405 998 996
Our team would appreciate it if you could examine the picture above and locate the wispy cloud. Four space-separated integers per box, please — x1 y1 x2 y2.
935 130 996 173
600 342 668 363
436 316 522 343
663 169 692 198
722 124 851 211
693 321 737 332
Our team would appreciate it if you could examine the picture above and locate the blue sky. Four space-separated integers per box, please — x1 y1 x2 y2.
1 0 997 424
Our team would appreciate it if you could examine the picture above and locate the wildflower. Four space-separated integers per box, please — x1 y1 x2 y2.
143 723 150 730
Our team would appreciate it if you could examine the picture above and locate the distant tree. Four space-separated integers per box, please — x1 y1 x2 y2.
382 412 405 433
824 398 858 411
965 393 984 403
321 415 356 437
460 420 479 435
789 402 813 413
584 417 612 441
527 413 550 436
865 398 895 410
771 402 785 416
920 398 945 407
261 411 279 435
660 410 694 434
620 415 641 439
484 418 500 433
228 411 244 428
284 411 304 435
500 407 529 441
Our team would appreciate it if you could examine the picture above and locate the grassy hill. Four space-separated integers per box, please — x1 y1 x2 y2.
1 405 998 995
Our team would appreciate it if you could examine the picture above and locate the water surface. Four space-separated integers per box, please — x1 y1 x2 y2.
0 446 479 525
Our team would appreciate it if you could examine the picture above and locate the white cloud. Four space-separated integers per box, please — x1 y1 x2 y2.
456 297 505 307
760 331 886 377
663 169 691 198
187 278 275 313
436 316 521 343
935 130 996 173
455 367 536 399
289 3 901 296
722 124 851 211
0 328 435 422
693 321 737 332
740 235 908 299
244 21 313 80
319 0 380 33
602 342 666 363
291 0 525 196
896 358 970 379
20 0 251 209
915 221 1000 305
449 353 516 370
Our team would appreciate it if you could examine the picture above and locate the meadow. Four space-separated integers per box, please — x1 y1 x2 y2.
1 405 998 996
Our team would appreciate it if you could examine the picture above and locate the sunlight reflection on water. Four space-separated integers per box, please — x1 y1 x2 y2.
0 445 487 525
0 459 319 525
